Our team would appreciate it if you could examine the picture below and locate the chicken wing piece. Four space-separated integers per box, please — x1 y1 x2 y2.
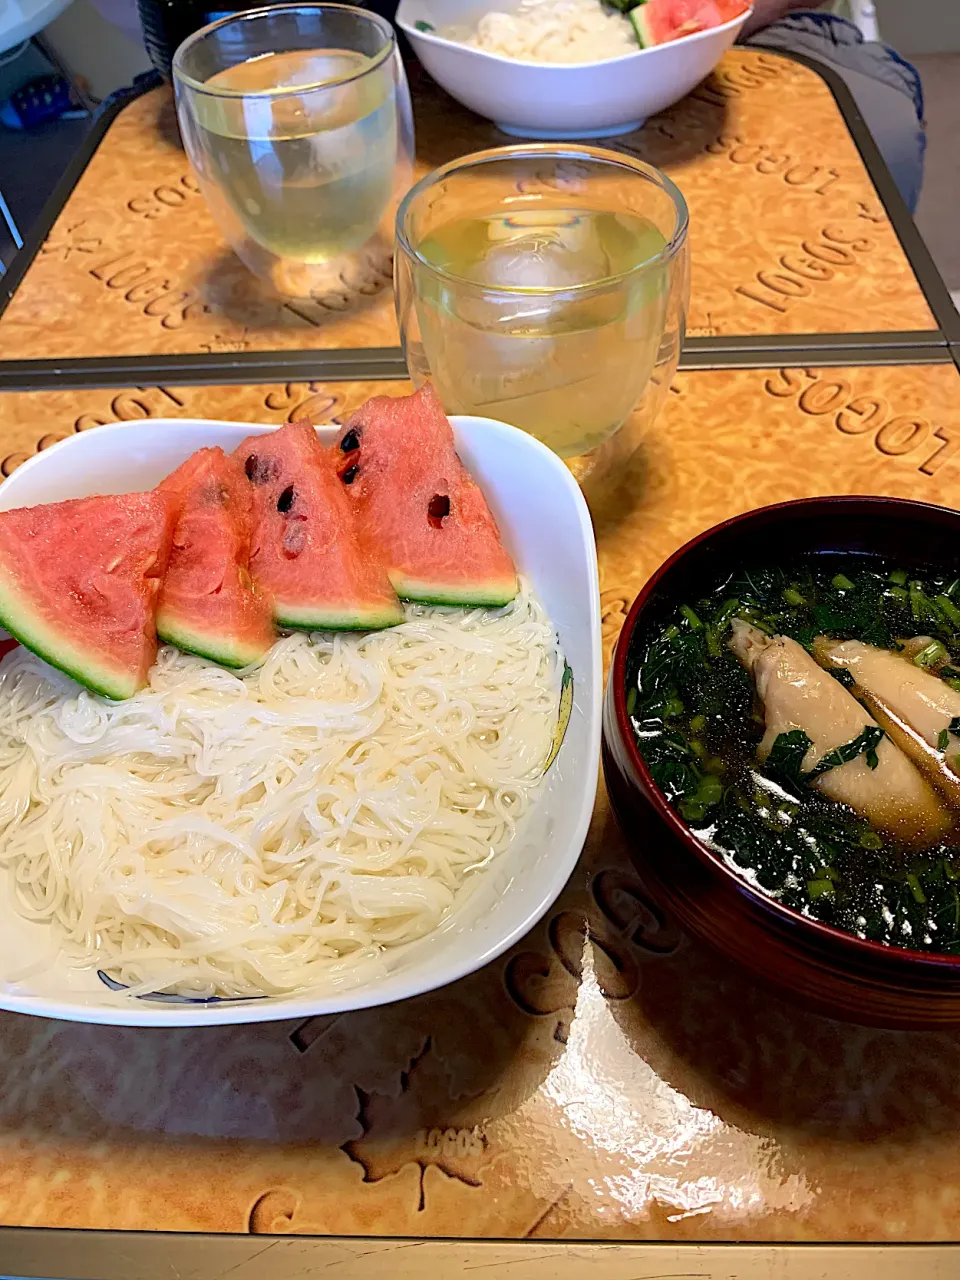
814 637 960 804
730 620 952 847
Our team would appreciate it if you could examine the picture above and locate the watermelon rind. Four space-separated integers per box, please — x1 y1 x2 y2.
0 575 138 700
275 599 404 632
391 573 519 609
629 6 653 45
156 615 271 670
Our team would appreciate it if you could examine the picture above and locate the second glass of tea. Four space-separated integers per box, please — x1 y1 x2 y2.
173 3 413 298
395 146 689 478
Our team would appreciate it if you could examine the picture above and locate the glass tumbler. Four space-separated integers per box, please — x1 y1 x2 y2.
395 145 689 487
173 4 414 298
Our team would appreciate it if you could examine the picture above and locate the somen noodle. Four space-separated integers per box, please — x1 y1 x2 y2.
0 581 561 999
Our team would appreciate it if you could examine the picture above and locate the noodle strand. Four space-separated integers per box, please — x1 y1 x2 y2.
0 582 561 999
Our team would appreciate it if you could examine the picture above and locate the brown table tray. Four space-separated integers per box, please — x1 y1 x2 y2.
0 47 956 394
0 359 959 1265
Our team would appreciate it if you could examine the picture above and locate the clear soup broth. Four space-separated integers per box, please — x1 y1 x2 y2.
627 556 960 954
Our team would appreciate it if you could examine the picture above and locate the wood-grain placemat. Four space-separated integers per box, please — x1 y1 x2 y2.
0 47 938 380
0 362 958 1240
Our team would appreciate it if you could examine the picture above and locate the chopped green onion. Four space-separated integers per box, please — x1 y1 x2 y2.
939 728 950 752
680 604 703 630
690 714 706 732
889 568 909 586
679 772 723 821
698 774 723 804
663 624 679 641
937 594 960 628
664 696 684 719
782 587 805 606
626 686 637 715
906 872 927 905
831 573 855 590
414 19 435 30
913 639 948 668
714 599 741 628
887 586 908 603
859 830 883 850
807 879 835 900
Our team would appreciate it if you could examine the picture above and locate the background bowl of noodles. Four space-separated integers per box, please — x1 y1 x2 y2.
0 414 601 1027
602 496 960 1031
397 0 751 138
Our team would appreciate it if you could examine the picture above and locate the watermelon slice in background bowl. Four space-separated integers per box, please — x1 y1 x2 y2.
629 0 749 48
0 413 601 1027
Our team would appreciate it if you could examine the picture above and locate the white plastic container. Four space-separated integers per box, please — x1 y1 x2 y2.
397 0 751 138
0 414 601 1026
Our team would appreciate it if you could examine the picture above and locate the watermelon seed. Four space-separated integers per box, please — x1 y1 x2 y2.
283 523 306 558
277 485 295 513
245 454 279 485
340 428 360 453
428 494 450 528
341 463 359 485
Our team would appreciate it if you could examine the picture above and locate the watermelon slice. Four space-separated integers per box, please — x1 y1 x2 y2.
714 0 749 16
236 421 403 631
336 385 518 607
157 447 276 668
630 0 746 46
0 492 175 699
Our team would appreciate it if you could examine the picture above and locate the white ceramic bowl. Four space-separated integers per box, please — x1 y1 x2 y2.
0 414 601 1026
397 0 751 138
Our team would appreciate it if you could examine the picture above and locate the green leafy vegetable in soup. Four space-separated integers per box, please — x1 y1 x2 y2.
627 557 960 953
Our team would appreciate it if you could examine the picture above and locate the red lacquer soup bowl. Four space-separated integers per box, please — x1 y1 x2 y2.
602 496 960 1030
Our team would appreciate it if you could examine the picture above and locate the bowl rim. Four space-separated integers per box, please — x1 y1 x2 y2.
396 0 753 72
609 493 960 972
